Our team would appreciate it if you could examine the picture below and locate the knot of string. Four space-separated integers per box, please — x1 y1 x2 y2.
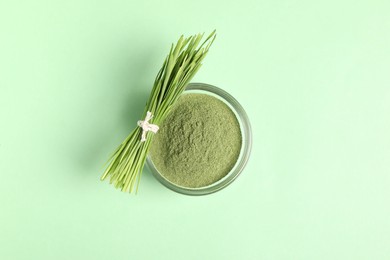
137 111 159 142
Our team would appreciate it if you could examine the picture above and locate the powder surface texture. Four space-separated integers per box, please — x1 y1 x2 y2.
149 93 242 188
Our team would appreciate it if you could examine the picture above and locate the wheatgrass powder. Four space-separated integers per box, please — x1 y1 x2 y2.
149 93 242 188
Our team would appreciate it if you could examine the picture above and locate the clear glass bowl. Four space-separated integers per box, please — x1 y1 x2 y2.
146 82 252 195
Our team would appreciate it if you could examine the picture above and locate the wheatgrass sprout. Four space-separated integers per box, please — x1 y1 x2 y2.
101 31 216 193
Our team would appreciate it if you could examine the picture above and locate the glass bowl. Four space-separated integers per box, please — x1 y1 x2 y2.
146 82 252 195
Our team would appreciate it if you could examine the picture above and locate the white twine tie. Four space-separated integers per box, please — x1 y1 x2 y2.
137 111 159 142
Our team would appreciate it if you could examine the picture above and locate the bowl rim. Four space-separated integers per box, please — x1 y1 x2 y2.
146 82 252 195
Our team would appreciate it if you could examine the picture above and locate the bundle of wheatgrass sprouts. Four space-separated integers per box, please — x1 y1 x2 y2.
101 31 216 193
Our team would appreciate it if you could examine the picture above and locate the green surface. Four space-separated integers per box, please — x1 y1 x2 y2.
0 0 389 259
149 93 242 188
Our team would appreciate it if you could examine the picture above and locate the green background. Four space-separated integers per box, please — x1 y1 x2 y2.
1 0 389 259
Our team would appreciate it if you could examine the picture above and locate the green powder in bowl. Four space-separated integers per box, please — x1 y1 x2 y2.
147 83 252 195
149 93 242 188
